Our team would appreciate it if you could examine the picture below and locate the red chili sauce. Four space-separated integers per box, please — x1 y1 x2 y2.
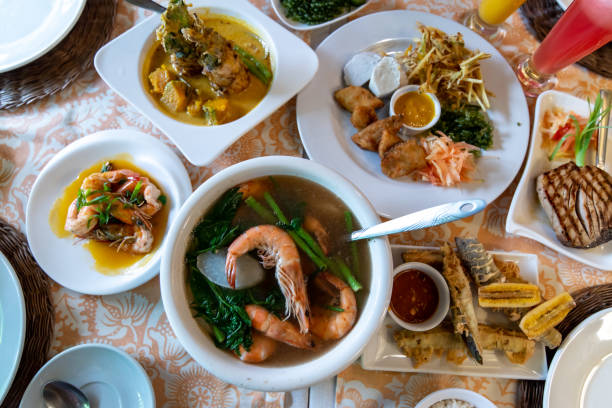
391 269 439 324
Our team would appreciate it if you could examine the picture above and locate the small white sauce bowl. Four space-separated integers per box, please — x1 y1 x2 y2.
388 261 449 332
389 84 441 136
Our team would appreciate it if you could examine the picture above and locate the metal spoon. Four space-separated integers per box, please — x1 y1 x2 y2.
43 381 90 408
348 199 486 241
124 0 166 13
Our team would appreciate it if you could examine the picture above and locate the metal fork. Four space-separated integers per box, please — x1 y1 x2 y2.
596 89 611 170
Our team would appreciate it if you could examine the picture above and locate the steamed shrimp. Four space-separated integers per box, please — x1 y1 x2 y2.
302 214 330 255
236 331 277 363
226 225 311 333
245 304 314 349
310 272 357 341
116 176 162 217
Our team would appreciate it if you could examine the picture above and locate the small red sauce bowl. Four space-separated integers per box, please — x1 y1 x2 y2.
388 262 450 331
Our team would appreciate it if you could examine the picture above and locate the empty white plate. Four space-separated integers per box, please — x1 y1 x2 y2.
0 251 26 405
544 308 612 408
20 344 155 408
0 0 86 73
26 130 192 295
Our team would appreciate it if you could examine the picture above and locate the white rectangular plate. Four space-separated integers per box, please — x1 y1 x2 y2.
94 0 318 166
360 244 548 380
506 90 612 271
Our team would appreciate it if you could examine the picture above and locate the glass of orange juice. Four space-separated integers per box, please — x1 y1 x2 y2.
463 0 526 43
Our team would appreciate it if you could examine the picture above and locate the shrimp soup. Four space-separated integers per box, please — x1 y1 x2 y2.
186 175 371 366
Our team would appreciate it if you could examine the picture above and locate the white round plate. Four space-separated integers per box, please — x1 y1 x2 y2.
544 308 612 408
0 0 86 73
26 130 192 295
415 388 497 408
20 344 155 408
0 251 26 405
297 10 529 218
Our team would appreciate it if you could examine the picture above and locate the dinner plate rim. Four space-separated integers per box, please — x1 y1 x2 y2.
296 9 530 218
25 129 192 295
505 89 612 271
0 251 26 405
360 244 548 380
94 0 319 166
543 307 612 408
0 0 87 73
19 343 155 407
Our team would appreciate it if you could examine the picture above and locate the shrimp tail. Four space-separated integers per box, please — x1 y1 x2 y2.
225 255 237 288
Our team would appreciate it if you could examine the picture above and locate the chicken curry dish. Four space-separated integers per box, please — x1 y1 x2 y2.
143 0 273 126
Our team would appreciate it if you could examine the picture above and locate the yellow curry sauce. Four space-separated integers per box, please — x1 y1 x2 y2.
394 91 436 128
49 155 169 275
143 13 271 126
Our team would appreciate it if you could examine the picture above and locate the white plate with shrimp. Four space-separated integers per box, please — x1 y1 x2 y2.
26 130 192 295
360 244 548 380
296 10 530 218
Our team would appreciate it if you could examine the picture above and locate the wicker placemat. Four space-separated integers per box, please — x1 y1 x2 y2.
0 0 117 110
0 219 54 408
520 0 612 79
518 284 612 408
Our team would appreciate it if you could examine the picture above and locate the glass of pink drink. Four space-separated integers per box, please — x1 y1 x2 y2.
516 0 612 97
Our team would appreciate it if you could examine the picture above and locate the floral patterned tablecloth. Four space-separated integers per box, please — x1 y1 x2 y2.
1 0 611 407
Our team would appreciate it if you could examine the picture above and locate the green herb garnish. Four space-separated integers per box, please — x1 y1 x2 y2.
280 0 366 25
158 195 167 205
549 93 611 166
326 306 345 312
432 105 493 150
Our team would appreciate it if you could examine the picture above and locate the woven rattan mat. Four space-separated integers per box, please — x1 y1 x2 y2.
518 284 612 408
0 0 116 110
520 0 612 79
0 219 54 407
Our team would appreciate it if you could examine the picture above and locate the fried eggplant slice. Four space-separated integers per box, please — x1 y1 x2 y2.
378 128 402 158
334 85 384 112
479 324 536 364
381 139 427 179
351 115 403 152
441 242 483 364
478 283 542 308
455 237 502 286
394 326 466 368
351 105 378 129
402 248 443 269
519 292 575 340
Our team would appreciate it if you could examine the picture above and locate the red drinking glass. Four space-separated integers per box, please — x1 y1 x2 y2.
516 0 612 97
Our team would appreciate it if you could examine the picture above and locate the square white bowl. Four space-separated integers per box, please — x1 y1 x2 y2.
506 90 611 271
270 0 370 31
94 0 318 166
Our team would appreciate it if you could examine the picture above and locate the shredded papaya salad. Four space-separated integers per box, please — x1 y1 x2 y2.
417 131 478 187
539 107 588 159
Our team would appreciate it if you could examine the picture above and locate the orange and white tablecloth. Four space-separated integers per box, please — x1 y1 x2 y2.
1 1 611 407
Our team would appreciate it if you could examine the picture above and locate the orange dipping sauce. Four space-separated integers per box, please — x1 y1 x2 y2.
391 269 439 324
393 91 435 128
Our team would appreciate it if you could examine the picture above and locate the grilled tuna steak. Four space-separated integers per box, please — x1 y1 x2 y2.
536 162 612 248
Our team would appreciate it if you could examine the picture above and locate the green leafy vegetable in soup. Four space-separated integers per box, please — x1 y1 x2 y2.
432 105 494 150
